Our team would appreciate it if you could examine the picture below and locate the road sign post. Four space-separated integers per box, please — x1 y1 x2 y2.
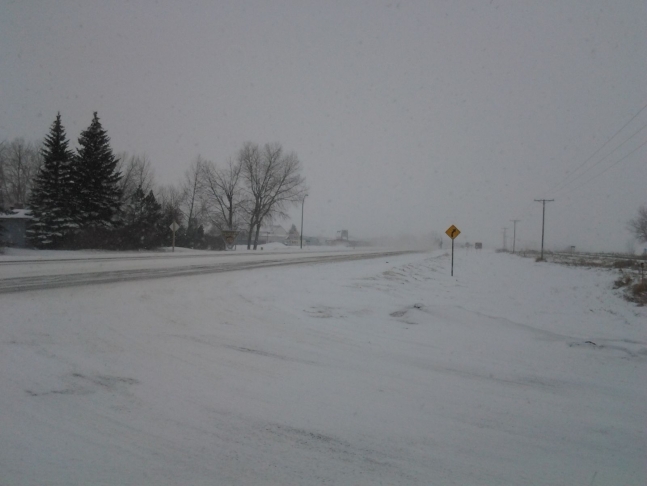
445 224 461 276
221 230 239 251
169 221 180 252
452 238 454 276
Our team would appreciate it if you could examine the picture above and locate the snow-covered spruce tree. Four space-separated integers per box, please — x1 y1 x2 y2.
119 186 164 249
73 112 122 234
0 189 7 246
0 145 8 245
27 113 76 248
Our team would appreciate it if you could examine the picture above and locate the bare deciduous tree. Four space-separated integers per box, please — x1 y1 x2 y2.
0 138 42 208
179 156 208 232
628 204 647 243
158 184 184 226
202 156 244 233
240 142 307 249
0 141 6 210
117 153 156 203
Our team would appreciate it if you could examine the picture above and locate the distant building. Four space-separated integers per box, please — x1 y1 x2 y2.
303 236 321 246
261 224 288 244
233 224 289 246
286 225 300 246
0 209 33 247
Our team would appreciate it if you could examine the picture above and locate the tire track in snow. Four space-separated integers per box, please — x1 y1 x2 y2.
0 250 419 294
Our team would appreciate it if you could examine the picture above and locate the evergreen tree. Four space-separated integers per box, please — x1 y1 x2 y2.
181 223 205 249
0 189 7 245
120 186 164 249
0 140 10 223
73 112 122 229
27 113 76 247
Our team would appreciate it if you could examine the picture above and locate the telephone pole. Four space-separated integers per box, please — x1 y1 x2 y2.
510 219 520 254
534 199 554 260
502 227 508 251
300 194 308 249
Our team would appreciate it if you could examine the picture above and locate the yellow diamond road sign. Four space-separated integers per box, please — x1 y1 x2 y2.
445 225 461 239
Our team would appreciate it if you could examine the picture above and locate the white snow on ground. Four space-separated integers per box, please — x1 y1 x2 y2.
0 250 645 485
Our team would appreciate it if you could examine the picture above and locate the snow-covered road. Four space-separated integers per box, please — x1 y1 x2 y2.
0 248 415 293
0 249 645 485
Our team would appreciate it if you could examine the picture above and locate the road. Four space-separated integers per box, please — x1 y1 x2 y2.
0 249 418 294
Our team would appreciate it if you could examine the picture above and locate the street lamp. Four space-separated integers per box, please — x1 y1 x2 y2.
300 194 308 249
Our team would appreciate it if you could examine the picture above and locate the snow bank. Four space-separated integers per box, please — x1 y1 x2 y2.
0 250 644 485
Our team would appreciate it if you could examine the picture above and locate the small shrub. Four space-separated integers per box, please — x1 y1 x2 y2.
613 273 632 289
632 279 647 294
629 280 647 306
576 259 604 267
613 260 635 269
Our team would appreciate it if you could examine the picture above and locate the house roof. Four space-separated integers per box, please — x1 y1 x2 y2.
260 224 288 236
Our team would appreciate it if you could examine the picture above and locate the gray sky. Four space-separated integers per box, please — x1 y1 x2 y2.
1 0 646 251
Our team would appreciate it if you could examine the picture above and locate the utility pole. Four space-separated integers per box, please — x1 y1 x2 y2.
534 199 554 261
300 194 308 249
502 227 508 251
510 219 520 254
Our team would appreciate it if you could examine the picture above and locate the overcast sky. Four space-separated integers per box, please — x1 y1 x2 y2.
1 0 646 251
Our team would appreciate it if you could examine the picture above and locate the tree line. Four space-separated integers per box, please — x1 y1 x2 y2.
1 112 306 250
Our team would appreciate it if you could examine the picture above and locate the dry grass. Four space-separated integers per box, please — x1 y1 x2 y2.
613 259 636 269
629 280 647 306
613 272 647 305
516 251 647 306
614 273 633 289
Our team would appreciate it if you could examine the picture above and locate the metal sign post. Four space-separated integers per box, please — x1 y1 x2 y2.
169 221 180 252
445 224 461 276
221 230 239 251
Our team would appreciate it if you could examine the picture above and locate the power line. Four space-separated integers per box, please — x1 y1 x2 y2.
549 138 647 218
565 137 647 194
543 101 647 196
513 102 647 221
548 121 647 196
519 136 647 225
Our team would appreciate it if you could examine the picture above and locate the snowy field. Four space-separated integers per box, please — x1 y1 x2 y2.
0 249 645 485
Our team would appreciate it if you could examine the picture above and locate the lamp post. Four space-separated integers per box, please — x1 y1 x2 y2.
300 194 308 249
